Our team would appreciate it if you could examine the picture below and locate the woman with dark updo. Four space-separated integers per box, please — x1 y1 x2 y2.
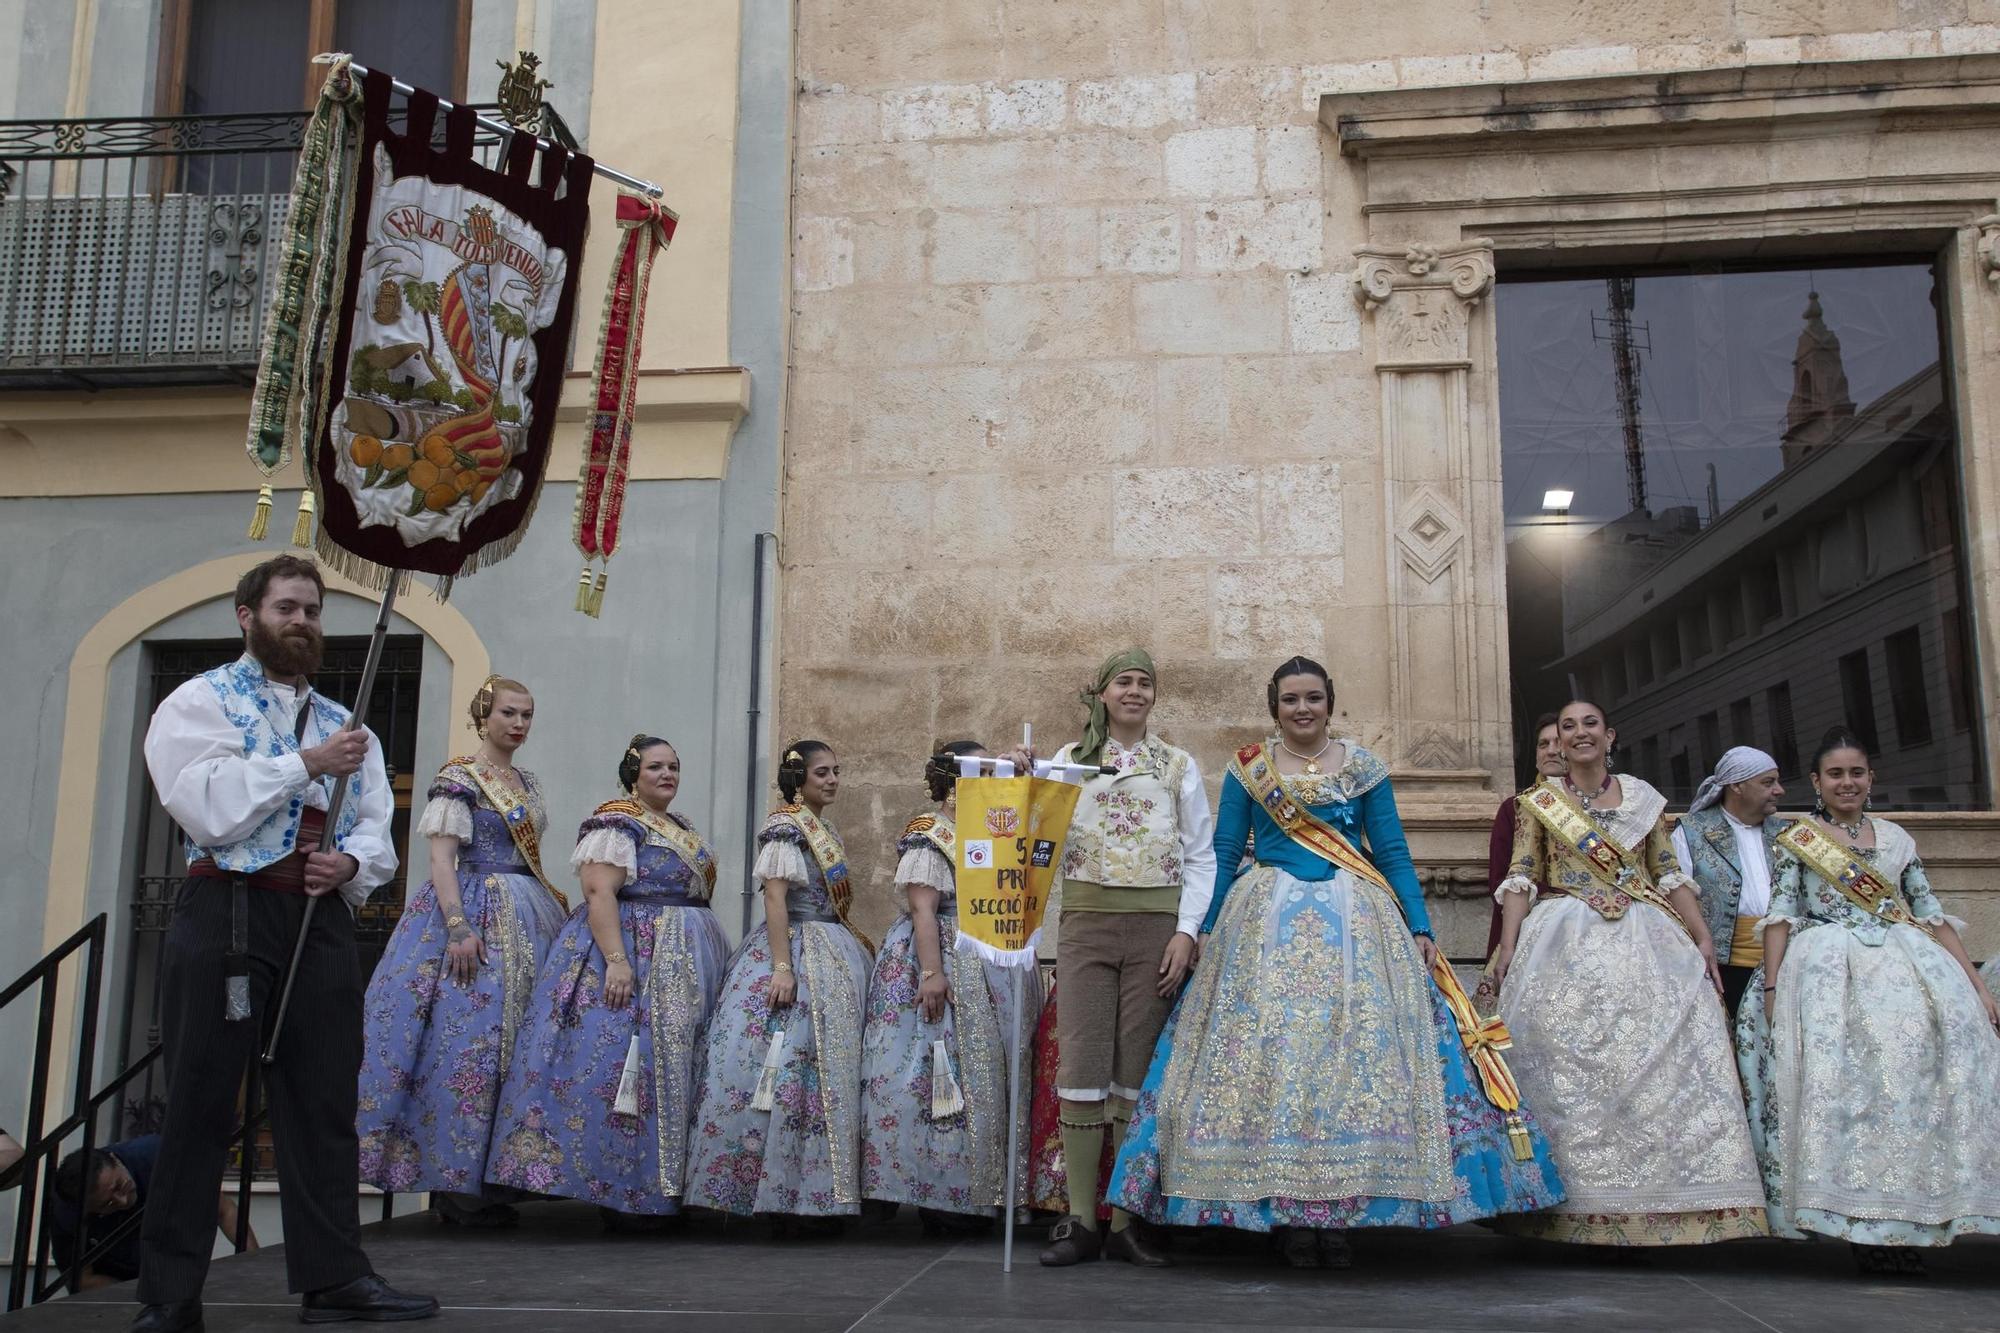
486 734 729 1229
859 742 1043 1233
686 740 874 1235
357 675 566 1226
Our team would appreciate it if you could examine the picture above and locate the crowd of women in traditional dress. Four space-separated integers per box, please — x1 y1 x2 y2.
349 652 2000 1275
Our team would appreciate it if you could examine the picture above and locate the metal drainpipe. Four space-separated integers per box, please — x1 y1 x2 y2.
742 532 774 937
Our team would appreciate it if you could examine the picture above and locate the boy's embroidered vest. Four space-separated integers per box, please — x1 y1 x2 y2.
189 660 362 872
1057 737 1189 888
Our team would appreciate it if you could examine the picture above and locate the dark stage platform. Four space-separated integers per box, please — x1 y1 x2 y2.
9 1203 1998 1331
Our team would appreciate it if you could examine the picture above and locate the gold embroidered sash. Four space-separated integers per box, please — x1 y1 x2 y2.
593 798 719 899
1518 781 1687 934
1777 821 1934 937
906 812 956 862
1229 744 1532 1157
449 756 568 912
774 804 874 953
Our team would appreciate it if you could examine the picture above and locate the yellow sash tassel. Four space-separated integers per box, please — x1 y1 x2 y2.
247 483 274 540
290 489 316 548
585 569 608 618
1428 954 1535 1162
574 565 594 612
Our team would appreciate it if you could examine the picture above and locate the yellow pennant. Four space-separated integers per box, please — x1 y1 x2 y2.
951 773 1080 967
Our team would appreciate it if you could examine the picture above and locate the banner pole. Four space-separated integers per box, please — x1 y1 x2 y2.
1003 965 1023 1273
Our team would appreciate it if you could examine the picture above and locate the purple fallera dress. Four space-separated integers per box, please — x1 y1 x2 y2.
486 802 730 1214
357 763 568 1196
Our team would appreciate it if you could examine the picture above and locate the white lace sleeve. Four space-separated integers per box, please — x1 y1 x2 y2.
571 827 638 885
1493 875 1538 904
415 793 474 842
1659 871 1698 897
894 844 955 896
753 838 813 888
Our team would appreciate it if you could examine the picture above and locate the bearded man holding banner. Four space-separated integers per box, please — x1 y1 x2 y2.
1037 648 1215 1269
135 556 437 1331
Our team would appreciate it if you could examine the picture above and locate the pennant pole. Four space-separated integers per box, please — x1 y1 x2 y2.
261 578 400 1064
1003 965 1023 1273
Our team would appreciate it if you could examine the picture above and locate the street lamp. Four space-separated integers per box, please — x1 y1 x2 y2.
1541 488 1574 514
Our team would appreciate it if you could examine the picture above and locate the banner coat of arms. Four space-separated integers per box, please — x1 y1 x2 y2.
278 68 593 593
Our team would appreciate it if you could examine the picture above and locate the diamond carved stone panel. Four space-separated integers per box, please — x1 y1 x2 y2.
1395 484 1464 583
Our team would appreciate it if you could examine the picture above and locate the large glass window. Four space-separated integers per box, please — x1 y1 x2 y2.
1497 259 1985 808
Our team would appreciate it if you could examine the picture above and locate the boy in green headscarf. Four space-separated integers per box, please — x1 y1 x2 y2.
1039 648 1215 1267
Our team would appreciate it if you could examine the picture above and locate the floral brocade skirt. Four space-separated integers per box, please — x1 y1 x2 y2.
1494 895 1767 1245
486 897 729 1214
858 912 1040 1215
1736 921 2000 1245
1108 865 1563 1231
356 867 566 1195
684 920 873 1217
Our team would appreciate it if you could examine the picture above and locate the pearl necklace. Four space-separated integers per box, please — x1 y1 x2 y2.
1564 771 1614 812
1280 734 1334 775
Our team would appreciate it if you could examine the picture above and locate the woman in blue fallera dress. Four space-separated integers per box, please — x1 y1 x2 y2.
859 742 1041 1233
356 676 569 1226
486 735 730 1228
686 741 875 1235
1109 658 1563 1268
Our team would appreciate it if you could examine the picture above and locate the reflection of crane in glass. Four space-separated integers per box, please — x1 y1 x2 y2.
1592 277 1651 513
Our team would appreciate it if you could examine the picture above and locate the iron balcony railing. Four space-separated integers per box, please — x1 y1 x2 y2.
0 103 559 390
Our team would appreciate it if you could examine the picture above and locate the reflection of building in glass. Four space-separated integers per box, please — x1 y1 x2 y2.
1507 283 1982 809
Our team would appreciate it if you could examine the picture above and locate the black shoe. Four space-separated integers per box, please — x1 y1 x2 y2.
132 1302 203 1333
1279 1228 1319 1269
1039 1215 1102 1266
300 1275 439 1323
1317 1229 1353 1270
1103 1223 1173 1267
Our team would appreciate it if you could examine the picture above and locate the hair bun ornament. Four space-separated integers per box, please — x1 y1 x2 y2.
784 749 802 764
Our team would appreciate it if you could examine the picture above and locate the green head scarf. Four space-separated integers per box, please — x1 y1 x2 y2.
1075 647 1157 767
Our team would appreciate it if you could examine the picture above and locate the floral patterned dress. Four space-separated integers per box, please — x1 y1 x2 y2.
357 762 568 1196
685 809 873 1217
859 811 1041 1217
486 801 730 1214
1109 744 1563 1231
1733 817 2000 1245
1492 775 1767 1245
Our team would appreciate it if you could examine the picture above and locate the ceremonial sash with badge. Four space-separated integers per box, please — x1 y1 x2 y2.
905 813 957 864
592 798 719 899
449 756 567 911
1777 821 1934 937
1230 743 1533 1160
1518 781 1689 935
774 804 874 953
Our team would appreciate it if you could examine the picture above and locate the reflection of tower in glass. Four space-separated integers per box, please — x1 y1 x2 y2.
1781 291 1856 468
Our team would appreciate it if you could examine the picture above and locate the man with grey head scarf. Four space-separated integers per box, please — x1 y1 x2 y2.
1672 746 1789 1016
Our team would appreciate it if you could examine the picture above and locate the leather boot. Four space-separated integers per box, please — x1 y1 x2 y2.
299 1274 440 1323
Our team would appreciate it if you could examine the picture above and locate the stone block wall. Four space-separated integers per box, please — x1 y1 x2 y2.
780 0 2000 941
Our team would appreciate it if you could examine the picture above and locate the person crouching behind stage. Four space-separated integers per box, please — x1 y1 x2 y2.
488 734 731 1229
686 741 874 1235
1671 746 1789 1019
1038 648 1215 1269
860 742 1043 1235
356 675 568 1227
135 554 435 1331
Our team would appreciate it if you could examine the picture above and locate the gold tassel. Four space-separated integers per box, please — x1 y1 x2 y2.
1507 1112 1533 1163
290 489 316 548
929 1039 964 1120
574 565 594 612
586 569 608 618
612 1033 643 1116
750 1027 786 1112
247 483 274 540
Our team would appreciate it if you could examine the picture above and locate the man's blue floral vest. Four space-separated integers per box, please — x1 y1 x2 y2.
189 657 362 872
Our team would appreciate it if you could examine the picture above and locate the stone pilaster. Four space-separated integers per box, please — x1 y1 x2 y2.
1351 240 1503 801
